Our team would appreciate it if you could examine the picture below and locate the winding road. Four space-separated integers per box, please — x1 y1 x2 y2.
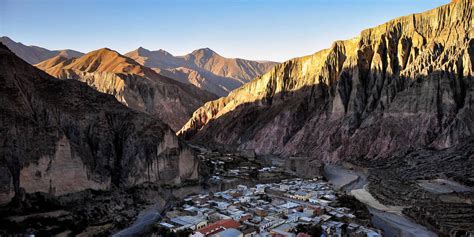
113 201 175 237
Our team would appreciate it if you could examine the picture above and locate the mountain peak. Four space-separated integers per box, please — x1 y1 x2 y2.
155 49 173 56
192 47 218 56
86 47 124 60
0 36 14 43
136 46 151 54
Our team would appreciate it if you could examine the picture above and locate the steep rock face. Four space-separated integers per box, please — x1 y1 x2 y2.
35 48 217 131
180 0 474 161
0 36 83 64
0 43 199 205
126 47 278 96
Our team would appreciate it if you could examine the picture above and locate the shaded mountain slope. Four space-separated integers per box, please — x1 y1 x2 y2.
0 36 84 64
126 47 278 96
35 48 217 131
180 0 474 161
0 42 199 205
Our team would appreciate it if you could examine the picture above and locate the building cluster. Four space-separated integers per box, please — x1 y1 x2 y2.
158 178 382 237
195 149 287 183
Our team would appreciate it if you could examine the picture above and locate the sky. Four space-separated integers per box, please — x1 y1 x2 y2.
0 0 449 62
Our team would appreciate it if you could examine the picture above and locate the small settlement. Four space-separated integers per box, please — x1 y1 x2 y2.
157 178 382 237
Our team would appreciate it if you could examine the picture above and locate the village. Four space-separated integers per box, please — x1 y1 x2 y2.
155 178 382 237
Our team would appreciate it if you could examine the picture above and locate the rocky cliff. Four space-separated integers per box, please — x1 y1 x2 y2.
126 47 278 96
35 48 217 131
0 43 199 205
180 0 474 161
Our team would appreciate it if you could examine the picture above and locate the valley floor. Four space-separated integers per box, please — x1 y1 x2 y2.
324 165 438 237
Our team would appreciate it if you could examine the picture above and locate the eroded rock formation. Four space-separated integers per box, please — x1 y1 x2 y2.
0 43 199 205
180 0 474 161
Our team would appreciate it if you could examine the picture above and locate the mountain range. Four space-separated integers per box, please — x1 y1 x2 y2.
0 36 84 64
125 47 278 96
1 36 277 97
35 47 217 131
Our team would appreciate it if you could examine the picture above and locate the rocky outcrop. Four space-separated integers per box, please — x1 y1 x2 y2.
0 43 199 205
35 48 217 131
180 0 474 161
0 36 84 64
126 47 278 96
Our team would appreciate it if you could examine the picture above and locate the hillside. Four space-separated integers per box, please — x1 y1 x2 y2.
35 48 217 131
0 42 199 205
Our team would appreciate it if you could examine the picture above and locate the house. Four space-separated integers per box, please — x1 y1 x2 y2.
308 197 319 204
293 191 310 201
191 219 241 237
271 229 295 237
255 208 267 217
159 222 175 229
279 202 299 210
303 206 323 216
238 185 248 191
241 226 258 237
211 228 243 237
170 215 207 231
279 184 290 191
217 201 231 210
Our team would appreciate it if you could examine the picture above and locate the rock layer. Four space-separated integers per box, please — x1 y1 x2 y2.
0 43 199 205
35 48 217 131
180 0 474 161
126 47 278 96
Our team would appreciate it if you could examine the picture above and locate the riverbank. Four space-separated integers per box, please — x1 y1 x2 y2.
323 165 438 237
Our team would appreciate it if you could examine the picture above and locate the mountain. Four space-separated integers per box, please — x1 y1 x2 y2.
35 48 217 131
180 0 474 160
0 36 84 64
125 47 278 96
0 42 199 206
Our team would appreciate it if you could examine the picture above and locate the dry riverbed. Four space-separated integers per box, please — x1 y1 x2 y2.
324 165 438 237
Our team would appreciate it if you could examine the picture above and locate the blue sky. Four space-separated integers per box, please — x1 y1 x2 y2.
0 0 448 62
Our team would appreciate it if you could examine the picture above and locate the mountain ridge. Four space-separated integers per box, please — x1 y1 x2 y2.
35 47 217 131
125 47 278 96
179 0 474 160
0 36 84 64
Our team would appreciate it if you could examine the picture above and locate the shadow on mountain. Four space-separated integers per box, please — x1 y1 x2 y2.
182 66 473 159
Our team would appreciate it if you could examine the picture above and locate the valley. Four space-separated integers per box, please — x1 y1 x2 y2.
0 0 473 236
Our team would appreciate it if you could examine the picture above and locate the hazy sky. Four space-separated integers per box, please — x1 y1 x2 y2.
1 0 448 62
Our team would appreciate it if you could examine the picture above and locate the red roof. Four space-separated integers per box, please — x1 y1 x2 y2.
296 232 311 237
196 219 241 236
297 233 311 237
